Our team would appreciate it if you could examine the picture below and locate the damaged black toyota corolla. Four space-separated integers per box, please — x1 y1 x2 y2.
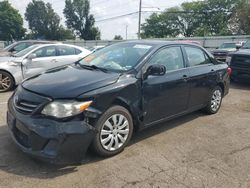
7 41 230 163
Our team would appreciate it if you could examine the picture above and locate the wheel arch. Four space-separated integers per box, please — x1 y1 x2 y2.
217 82 225 96
112 97 140 132
0 69 16 86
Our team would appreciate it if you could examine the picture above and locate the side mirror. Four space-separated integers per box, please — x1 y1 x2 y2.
146 64 166 77
216 47 219 49
27 53 37 60
236 45 241 50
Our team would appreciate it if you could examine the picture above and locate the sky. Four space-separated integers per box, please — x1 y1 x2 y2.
6 0 191 40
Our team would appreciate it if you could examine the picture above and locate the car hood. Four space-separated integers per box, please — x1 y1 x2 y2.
22 65 121 98
0 56 14 62
212 48 236 53
0 51 11 57
0 57 23 64
231 49 250 55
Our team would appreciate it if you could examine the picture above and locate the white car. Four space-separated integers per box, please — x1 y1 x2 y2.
0 44 91 92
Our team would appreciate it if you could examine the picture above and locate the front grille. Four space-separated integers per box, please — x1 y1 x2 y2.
14 99 40 114
13 86 51 115
213 52 227 56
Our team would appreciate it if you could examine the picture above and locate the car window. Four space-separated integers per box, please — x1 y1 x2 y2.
184 46 211 67
33 46 57 58
148 46 184 71
75 48 82 55
58 46 77 56
13 43 27 52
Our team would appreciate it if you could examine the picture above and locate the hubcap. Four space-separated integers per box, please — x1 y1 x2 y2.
211 90 222 112
100 114 129 151
0 74 11 92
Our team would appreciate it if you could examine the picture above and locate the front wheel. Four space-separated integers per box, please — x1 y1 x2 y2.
204 86 223 114
92 106 133 157
0 71 14 93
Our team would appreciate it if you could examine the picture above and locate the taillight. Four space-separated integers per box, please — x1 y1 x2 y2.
227 67 232 76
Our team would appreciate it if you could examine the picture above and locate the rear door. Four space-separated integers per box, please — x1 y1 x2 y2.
23 46 57 78
183 45 216 109
142 45 190 125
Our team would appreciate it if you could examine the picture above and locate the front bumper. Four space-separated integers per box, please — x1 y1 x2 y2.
7 97 96 164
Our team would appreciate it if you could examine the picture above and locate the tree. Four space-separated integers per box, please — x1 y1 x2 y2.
64 0 101 40
25 0 74 40
203 0 237 36
230 0 250 34
0 1 26 41
141 0 239 38
113 35 123 40
141 7 181 39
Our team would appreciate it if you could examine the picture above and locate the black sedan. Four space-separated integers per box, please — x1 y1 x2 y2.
7 41 230 163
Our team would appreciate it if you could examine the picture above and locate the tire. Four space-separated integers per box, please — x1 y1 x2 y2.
204 86 223 114
92 105 133 157
0 71 14 93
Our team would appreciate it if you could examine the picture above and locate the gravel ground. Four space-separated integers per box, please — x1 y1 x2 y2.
0 83 249 188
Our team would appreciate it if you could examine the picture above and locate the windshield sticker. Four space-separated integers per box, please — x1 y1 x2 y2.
133 45 152 49
84 55 96 63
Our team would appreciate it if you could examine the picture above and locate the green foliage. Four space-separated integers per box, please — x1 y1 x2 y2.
64 0 101 40
25 0 74 40
141 7 181 38
231 0 250 34
0 1 26 41
141 0 240 38
113 35 123 40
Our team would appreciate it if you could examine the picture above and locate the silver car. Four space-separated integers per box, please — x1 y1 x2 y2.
0 44 91 92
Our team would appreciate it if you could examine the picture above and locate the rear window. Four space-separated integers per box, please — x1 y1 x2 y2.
58 46 76 56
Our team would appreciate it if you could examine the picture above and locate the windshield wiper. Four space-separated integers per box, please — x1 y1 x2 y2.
75 62 108 72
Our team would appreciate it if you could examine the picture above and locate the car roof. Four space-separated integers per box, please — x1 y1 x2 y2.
222 42 236 44
12 40 59 44
29 44 90 53
118 40 201 48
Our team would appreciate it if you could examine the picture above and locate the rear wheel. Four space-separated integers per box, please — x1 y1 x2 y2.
92 106 133 157
204 86 223 114
0 71 14 92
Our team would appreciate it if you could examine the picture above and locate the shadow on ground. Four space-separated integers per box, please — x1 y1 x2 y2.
0 110 204 180
0 82 248 180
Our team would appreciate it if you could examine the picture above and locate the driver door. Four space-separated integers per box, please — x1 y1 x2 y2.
142 46 190 125
22 46 57 79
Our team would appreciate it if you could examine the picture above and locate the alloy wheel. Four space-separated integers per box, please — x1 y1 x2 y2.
211 89 222 112
0 73 11 92
100 114 130 151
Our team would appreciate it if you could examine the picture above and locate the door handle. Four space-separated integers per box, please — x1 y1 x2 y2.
183 75 189 82
52 59 58 63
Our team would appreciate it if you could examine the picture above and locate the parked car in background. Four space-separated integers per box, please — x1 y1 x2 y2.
0 40 58 57
176 40 201 45
211 42 239 62
0 44 91 92
226 39 250 81
7 41 230 163
87 45 106 53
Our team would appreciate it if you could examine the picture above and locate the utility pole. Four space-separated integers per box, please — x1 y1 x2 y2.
138 0 142 39
126 25 128 40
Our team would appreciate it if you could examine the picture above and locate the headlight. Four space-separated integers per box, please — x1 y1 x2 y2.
225 56 232 65
41 100 92 118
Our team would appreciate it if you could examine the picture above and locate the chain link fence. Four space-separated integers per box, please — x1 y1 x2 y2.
1 35 250 50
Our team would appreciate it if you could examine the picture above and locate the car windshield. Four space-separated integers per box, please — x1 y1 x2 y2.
79 43 153 72
13 45 38 57
219 43 236 49
242 40 250 49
